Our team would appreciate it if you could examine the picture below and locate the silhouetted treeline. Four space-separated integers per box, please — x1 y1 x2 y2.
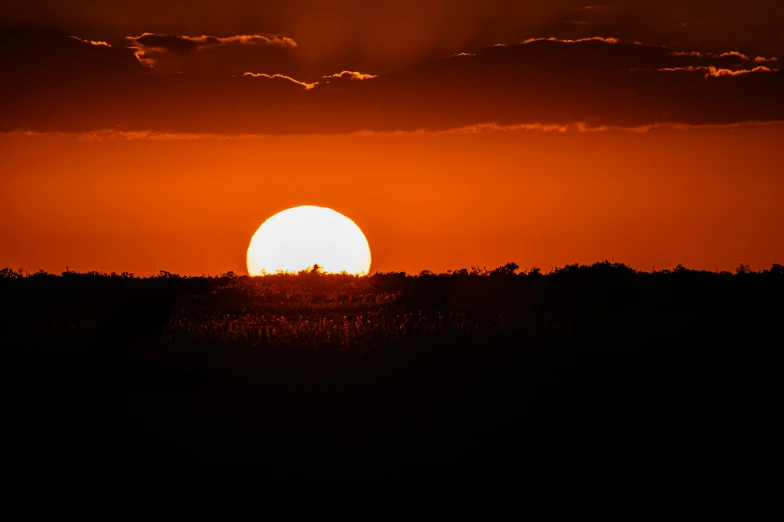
2 262 782 334
3 261 781 506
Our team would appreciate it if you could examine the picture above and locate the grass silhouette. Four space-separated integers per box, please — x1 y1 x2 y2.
3 261 780 503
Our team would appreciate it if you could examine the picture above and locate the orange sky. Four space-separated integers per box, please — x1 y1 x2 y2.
2 123 782 275
1 3 782 274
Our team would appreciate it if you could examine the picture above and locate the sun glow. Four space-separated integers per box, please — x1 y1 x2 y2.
247 206 371 276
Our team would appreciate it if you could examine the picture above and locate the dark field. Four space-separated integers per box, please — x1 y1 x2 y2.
4 262 781 505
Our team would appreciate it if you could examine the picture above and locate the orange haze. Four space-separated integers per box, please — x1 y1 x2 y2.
1 123 782 275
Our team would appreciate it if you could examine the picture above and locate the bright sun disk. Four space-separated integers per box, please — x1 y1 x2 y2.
247 206 371 276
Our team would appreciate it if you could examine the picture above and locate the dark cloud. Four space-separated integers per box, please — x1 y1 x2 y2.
132 33 203 53
0 29 781 135
3 1 782 73
128 33 297 54
0 27 143 80
125 32 299 72
531 1 784 58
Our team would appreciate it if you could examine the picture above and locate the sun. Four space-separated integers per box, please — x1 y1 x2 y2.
247 206 371 276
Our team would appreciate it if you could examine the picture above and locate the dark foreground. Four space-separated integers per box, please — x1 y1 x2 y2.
3 263 781 508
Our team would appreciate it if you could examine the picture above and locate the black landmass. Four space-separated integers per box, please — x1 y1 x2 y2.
3 262 781 510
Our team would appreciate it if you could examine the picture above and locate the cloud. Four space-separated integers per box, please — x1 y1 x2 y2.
129 34 203 54
69 36 111 47
209 35 297 47
241 70 376 90
655 65 777 78
321 71 378 81
523 36 620 44
2 2 782 73
126 32 299 72
709 66 776 77
672 50 778 64
243 72 318 90
0 27 143 78
14 120 784 142
128 33 297 54
447 122 609 134
1 29 782 135
719 51 751 60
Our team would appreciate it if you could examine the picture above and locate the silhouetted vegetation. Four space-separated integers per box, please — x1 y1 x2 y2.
4 262 781 503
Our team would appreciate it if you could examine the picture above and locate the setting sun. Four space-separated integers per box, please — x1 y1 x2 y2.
2 1 781 500
246 206 371 276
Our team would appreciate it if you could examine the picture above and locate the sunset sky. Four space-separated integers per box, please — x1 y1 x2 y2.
1 1 782 275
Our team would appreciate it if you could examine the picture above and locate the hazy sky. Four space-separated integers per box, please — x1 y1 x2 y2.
1 1 782 274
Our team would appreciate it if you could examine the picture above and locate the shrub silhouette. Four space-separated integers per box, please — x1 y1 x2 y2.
2 260 780 495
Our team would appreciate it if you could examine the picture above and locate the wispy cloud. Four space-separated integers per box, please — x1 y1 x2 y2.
672 50 777 64
321 71 378 81
523 36 620 44
11 121 784 142
69 36 111 47
709 66 777 77
719 51 751 60
243 72 319 90
655 65 777 78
